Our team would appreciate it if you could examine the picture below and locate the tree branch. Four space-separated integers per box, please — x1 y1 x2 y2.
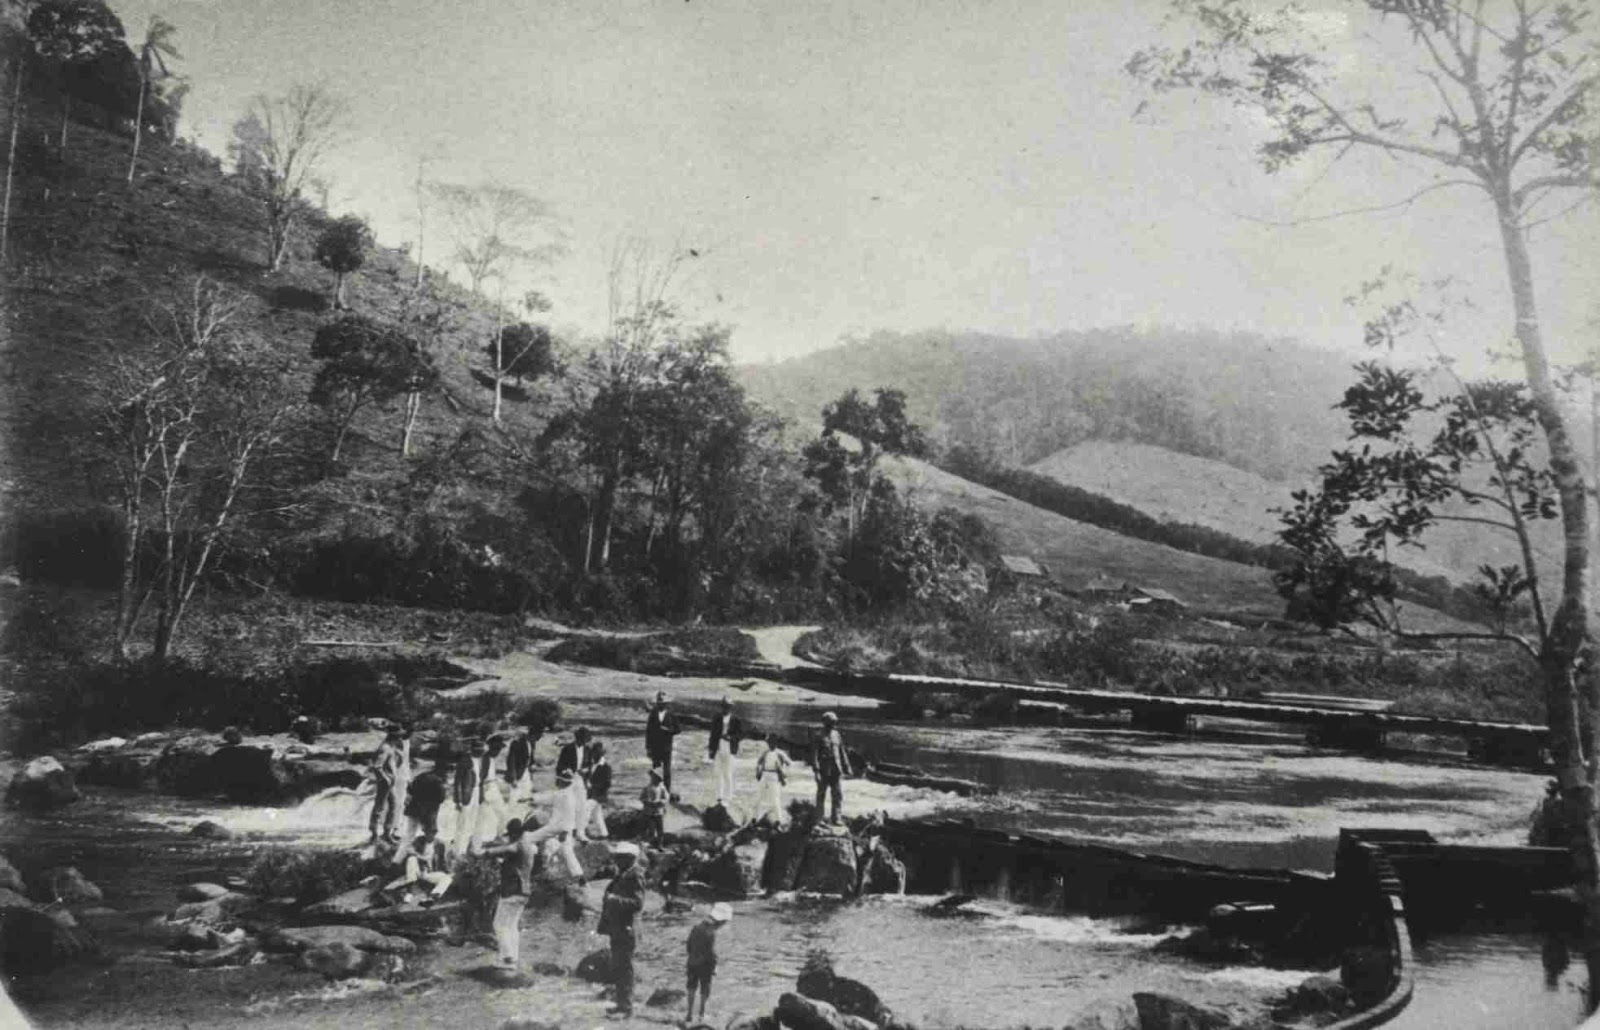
1226 178 1482 226
1510 72 1600 165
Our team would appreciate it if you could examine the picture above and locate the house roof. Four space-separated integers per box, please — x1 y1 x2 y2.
1083 574 1127 592
998 555 1045 577
1133 586 1186 605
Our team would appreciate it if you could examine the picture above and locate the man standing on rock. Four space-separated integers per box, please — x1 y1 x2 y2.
644 691 681 799
707 698 743 809
506 724 537 801
599 842 646 1018
755 733 792 827
479 818 538 968
393 723 414 837
557 727 595 817
368 726 405 845
811 712 852 825
526 767 585 881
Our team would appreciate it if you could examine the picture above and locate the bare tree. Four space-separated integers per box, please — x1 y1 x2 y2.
1132 0 1599 995
126 15 178 184
429 181 563 420
96 278 296 660
233 84 345 272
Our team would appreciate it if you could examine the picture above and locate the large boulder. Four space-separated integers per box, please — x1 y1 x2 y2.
796 953 891 1026
765 829 809 893
42 866 103 905
300 941 370 979
606 806 654 841
189 820 234 840
777 992 852 1030
1062 1000 1139 1030
707 841 768 898
267 924 416 955
177 883 230 902
1131 994 1267 1030
0 906 95 973
172 891 254 927
280 759 364 798
208 744 287 802
155 736 218 796
726 1015 780 1030
78 749 160 789
1274 975 1350 1020
0 854 26 895
795 825 858 896
858 842 906 895
703 803 740 833
6 756 81 811
572 840 619 881
302 885 382 919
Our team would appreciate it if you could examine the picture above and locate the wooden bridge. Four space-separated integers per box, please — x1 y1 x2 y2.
776 665 1551 769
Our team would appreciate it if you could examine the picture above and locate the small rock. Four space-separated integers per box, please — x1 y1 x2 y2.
6 756 81 811
78 737 128 753
575 946 611 982
0 854 24 894
189 820 233 840
300 941 369 979
172 941 256 968
702 803 740 833
44 866 103 905
647 986 687 1007
529 960 567 977
725 1014 779 1030
177 883 230 903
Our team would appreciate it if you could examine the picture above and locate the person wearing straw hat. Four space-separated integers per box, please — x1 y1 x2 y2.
526 766 585 881
811 712 852 824
599 841 646 1017
685 902 732 1025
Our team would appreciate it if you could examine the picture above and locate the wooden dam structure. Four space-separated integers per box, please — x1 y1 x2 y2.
772 665 1552 770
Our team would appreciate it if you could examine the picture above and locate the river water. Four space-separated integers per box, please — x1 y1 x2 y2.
0 649 1585 1027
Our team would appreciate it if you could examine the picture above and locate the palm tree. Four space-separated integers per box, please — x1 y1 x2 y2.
127 16 179 185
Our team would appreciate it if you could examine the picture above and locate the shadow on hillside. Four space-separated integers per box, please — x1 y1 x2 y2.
271 285 331 313
193 246 259 277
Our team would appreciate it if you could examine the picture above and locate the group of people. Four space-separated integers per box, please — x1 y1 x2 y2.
358 693 855 1022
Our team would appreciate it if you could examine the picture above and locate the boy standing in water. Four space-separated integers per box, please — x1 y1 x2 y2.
640 769 669 845
685 903 732 1026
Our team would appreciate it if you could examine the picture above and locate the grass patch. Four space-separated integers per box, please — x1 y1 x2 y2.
545 626 759 674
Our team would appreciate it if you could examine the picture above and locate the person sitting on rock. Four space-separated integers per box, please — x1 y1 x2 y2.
368 726 405 845
404 754 449 839
811 712 852 825
383 829 453 904
526 768 584 882
582 741 612 841
755 734 792 827
685 902 732 1026
640 769 669 845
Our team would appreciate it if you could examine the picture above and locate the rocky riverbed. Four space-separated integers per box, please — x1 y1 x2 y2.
0 632 1565 1028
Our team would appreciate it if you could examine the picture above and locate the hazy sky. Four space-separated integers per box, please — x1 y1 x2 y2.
109 0 1595 367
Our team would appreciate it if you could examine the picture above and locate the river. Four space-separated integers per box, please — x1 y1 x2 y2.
0 643 1583 1028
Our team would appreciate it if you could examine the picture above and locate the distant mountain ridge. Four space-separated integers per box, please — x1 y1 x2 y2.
738 327 1358 482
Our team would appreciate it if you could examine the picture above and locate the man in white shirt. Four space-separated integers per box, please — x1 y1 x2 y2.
526 768 585 881
754 733 791 827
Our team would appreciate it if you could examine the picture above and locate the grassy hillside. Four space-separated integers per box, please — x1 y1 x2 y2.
738 327 1356 481
1026 440 1562 591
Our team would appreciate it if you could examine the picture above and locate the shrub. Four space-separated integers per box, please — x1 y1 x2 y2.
245 847 370 904
437 688 516 725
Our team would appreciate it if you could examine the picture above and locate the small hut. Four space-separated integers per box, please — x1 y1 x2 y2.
994 554 1047 592
1128 586 1187 615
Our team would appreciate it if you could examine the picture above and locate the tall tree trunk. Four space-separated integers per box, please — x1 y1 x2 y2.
1496 187 1600 1008
401 392 420 457
334 271 347 309
57 90 68 152
152 512 177 662
114 498 142 659
126 73 146 184
2 61 22 263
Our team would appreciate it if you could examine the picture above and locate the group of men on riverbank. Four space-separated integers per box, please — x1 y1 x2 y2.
358 693 854 1019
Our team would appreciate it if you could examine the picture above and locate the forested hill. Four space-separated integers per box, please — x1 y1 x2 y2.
738 328 1357 482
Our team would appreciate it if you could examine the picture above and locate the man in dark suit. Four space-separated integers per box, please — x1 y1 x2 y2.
644 691 681 797
555 726 594 820
707 698 743 807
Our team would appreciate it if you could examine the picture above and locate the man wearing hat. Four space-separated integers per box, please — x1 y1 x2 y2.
526 766 585 880
599 842 646 1017
451 739 486 855
644 690 681 797
685 902 732 1025
811 712 852 824
556 727 595 822
480 818 539 967
368 725 405 845
706 698 744 808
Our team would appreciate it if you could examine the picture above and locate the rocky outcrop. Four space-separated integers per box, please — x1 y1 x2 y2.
302 885 382 919
43 866 103 905
177 882 231 903
703 803 740 833
189 820 233 840
726 1015 780 1030
1272 975 1350 1023
6 755 81 811
796 952 894 1027
857 841 906 895
78 750 159 789
1131 993 1271 1030
1061 1001 1138 1030
707 841 768 898
795 825 858 896
267 924 416 955
0 906 96 973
